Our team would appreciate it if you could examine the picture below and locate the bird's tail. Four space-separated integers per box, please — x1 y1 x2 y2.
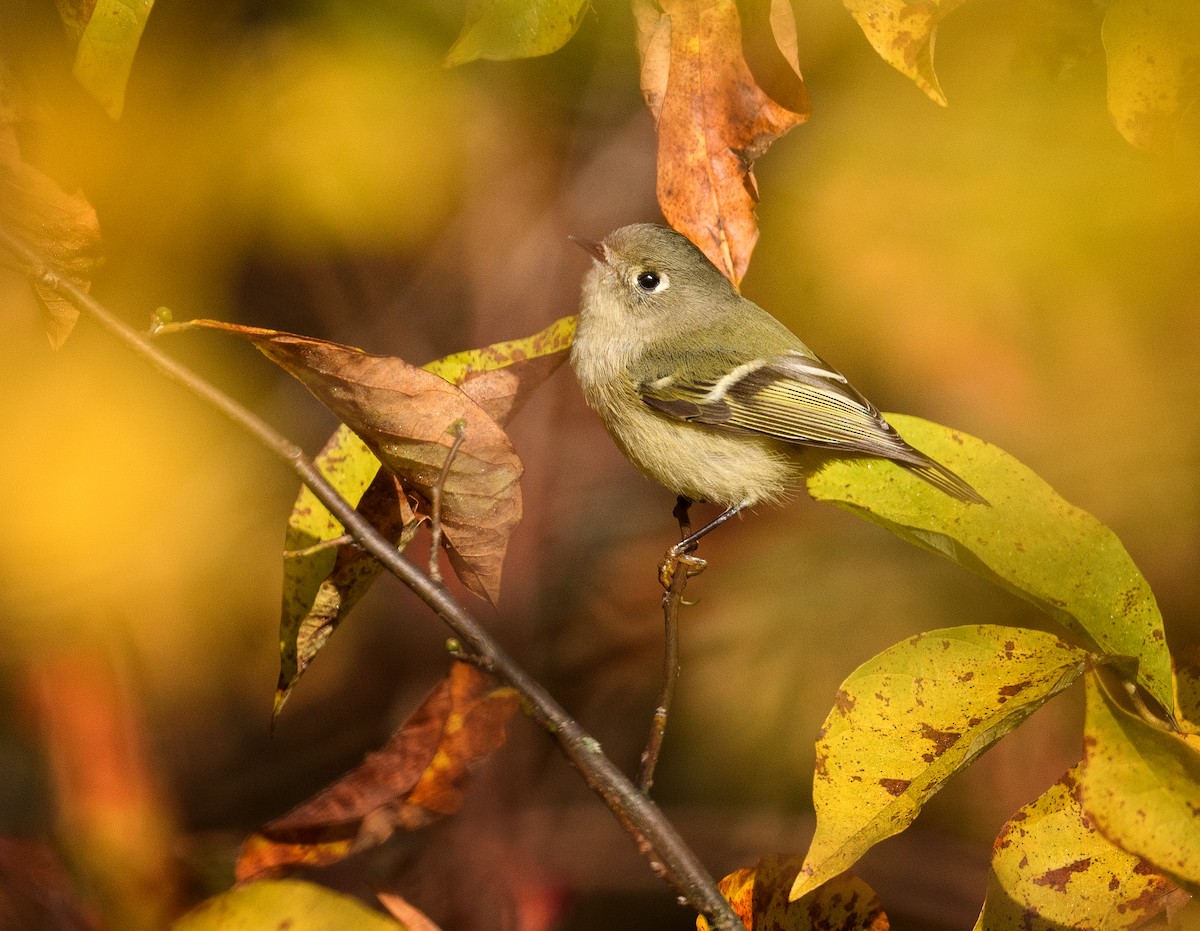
902 458 988 506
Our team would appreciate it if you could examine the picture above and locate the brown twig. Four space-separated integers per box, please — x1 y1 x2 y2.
283 534 354 559
640 497 695 793
428 419 466 586
1 227 745 931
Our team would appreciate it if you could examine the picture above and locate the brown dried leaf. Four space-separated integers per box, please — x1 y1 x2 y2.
0 125 103 348
237 663 520 881
425 314 576 426
634 0 809 285
271 316 572 717
179 320 522 604
697 855 888 930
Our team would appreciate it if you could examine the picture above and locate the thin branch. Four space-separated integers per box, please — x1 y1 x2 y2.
284 534 354 559
1 227 746 931
428 419 466 587
639 496 694 793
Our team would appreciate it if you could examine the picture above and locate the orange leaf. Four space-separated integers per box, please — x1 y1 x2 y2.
179 320 522 604
635 0 809 285
237 663 520 881
697 855 888 930
0 125 103 347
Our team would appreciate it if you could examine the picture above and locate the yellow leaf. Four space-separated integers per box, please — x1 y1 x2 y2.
842 0 966 106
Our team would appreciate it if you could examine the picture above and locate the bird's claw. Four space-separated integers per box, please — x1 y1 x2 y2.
658 551 707 590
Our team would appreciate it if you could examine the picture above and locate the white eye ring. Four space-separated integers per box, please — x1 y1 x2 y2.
635 270 669 293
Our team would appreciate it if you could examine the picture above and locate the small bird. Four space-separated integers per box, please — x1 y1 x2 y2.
570 223 985 558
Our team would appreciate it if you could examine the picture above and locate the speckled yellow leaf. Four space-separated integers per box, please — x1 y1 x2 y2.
808 414 1174 718
1081 671 1200 893
974 763 1178 930
842 0 966 106
793 626 1088 900
1102 0 1200 151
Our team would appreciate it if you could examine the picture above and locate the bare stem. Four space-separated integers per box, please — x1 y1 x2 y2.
1 227 745 931
640 553 686 793
639 497 694 793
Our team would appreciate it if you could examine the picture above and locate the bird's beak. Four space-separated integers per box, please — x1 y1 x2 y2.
569 235 608 264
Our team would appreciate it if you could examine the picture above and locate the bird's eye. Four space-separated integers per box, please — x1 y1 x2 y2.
635 270 667 293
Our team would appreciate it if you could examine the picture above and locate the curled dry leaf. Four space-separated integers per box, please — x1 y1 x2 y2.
842 0 966 106
269 315 574 717
634 0 809 285
0 121 103 348
177 319 523 604
697 854 888 930
376 891 445 931
237 663 520 881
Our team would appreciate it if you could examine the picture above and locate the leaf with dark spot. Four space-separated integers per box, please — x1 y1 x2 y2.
809 415 1174 717
794 626 1087 900
978 762 1181 926
1080 671 1200 891
697 856 888 931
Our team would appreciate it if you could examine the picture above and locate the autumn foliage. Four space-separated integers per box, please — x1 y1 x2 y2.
2 1 1200 931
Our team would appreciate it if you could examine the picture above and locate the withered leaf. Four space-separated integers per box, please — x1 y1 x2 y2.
697 855 888 930
634 0 809 285
237 663 520 881
177 320 522 604
270 316 573 719
425 314 576 427
0 124 103 348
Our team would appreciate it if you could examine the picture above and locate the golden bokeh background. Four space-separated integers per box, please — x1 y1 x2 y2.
1 1 1196 928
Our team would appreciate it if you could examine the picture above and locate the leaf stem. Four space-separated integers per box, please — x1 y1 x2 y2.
1 226 746 931
428 419 466 587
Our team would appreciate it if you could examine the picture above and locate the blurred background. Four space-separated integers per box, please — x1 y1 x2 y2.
0 0 1197 928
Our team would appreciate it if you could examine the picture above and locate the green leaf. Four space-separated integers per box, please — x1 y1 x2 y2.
1080 671 1200 893
276 439 418 721
444 0 590 67
171 879 406 931
807 414 1174 718
974 763 1178 930
793 625 1088 900
1102 0 1200 152
841 0 966 106
68 0 156 119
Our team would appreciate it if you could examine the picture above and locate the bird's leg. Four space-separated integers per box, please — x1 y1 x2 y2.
658 501 747 589
669 502 747 559
672 495 693 540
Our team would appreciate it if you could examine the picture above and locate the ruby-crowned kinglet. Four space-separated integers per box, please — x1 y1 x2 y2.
570 223 985 552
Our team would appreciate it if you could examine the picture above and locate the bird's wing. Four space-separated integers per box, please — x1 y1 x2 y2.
636 349 920 461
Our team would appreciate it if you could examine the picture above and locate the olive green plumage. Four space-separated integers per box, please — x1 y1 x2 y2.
570 223 984 510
